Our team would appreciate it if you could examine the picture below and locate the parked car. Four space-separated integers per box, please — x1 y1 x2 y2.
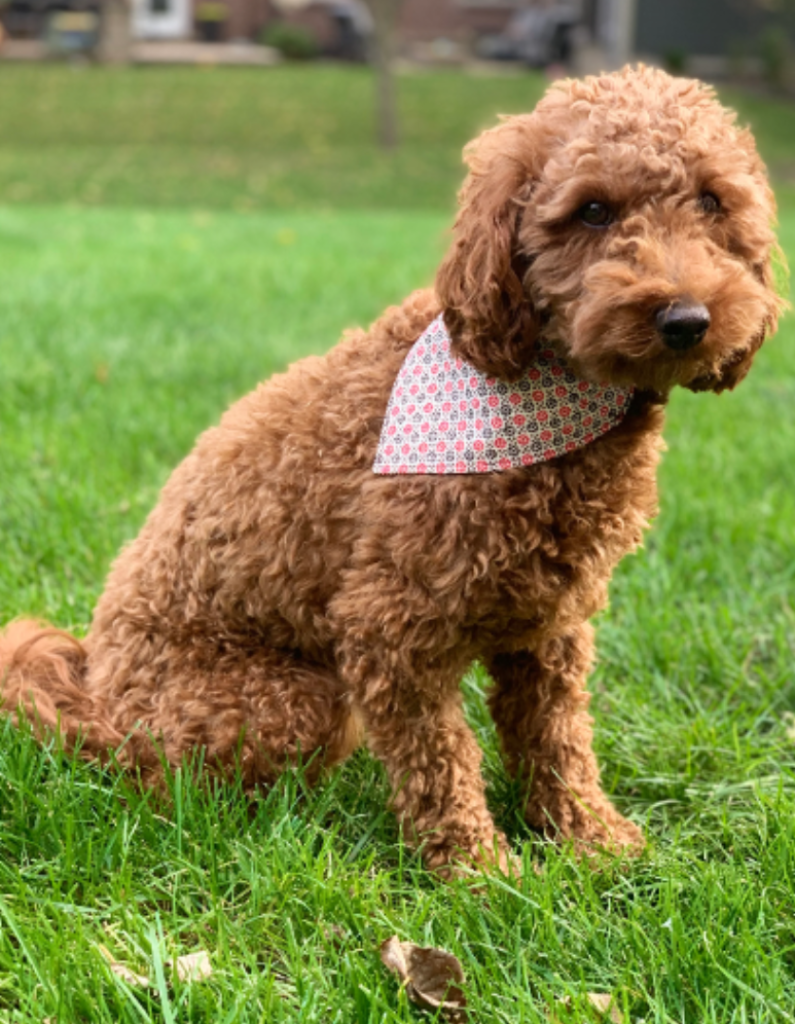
477 3 579 67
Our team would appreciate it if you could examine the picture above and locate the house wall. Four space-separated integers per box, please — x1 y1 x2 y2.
399 0 522 44
223 0 272 39
274 0 520 55
278 4 339 49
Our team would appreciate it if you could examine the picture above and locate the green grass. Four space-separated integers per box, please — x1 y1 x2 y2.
0 64 549 211
0 66 794 1022
0 65 793 211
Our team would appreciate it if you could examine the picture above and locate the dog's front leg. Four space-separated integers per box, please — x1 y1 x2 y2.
335 626 513 877
488 624 644 854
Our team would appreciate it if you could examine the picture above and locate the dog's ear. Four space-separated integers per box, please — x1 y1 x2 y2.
436 116 545 381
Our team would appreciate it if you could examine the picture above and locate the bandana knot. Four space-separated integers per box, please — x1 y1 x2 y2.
374 315 633 475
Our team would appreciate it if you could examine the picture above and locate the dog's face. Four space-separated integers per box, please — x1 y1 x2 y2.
437 66 786 394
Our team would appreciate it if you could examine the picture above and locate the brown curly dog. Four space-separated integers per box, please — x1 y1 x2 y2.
1 66 784 875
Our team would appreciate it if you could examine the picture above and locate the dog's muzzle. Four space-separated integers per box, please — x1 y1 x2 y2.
656 301 711 351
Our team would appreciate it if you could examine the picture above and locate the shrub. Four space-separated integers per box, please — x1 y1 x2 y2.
663 48 687 75
262 22 318 61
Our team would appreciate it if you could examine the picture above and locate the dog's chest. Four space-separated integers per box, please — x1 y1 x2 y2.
464 423 663 645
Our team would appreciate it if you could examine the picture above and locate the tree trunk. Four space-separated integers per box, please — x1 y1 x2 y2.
368 0 400 150
98 0 132 65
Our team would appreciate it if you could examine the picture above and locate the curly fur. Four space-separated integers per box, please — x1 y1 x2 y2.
1 67 785 874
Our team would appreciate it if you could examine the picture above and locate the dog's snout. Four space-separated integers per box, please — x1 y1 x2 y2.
655 302 711 351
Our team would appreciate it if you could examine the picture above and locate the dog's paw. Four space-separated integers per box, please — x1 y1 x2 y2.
424 830 519 880
568 813 645 858
529 791 645 858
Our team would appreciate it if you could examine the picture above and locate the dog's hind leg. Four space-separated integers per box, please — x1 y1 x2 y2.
139 644 364 788
488 625 644 854
2 622 362 788
91 640 365 789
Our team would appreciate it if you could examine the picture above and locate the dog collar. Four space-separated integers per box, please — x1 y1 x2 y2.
373 315 633 475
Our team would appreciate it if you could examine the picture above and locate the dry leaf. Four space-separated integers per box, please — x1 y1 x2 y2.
98 944 150 988
172 950 213 982
586 992 624 1022
321 923 348 947
380 935 467 1022
555 992 624 1023
99 944 212 987
783 711 795 741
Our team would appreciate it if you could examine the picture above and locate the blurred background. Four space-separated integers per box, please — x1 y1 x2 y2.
2 0 795 83
0 0 793 212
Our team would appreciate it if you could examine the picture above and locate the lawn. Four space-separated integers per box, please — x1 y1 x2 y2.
0 63 793 210
0 65 793 1023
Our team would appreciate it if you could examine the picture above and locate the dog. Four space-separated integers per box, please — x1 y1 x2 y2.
1 66 783 876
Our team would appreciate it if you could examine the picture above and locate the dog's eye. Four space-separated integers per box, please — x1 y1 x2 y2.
699 192 721 214
578 201 613 228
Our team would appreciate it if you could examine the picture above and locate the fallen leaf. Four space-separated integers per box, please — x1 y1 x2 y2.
172 950 213 982
587 993 624 1022
555 992 624 1023
321 922 348 947
380 935 467 1021
98 944 150 987
783 711 795 741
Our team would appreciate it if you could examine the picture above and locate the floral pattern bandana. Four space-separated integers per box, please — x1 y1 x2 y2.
373 315 634 475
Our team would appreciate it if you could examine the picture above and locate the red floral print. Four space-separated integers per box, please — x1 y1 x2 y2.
374 316 633 475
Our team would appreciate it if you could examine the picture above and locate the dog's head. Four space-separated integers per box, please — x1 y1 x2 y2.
436 66 786 394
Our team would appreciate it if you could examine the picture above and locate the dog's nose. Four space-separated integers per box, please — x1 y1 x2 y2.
655 302 711 351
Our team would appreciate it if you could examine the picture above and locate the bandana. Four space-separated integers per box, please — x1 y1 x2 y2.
373 315 633 475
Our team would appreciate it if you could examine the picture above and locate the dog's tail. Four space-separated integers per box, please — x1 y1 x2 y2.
0 620 127 758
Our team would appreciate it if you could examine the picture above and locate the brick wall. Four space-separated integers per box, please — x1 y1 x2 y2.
192 0 520 46
399 0 518 43
224 0 272 38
